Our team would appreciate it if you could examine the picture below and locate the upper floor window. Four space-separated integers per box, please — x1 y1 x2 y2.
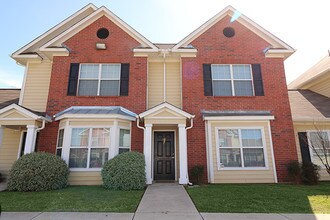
78 64 121 96
203 64 264 97
67 63 129 97
211 64 253 96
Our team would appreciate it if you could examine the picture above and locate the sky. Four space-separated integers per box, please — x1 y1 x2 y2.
0 0 329 88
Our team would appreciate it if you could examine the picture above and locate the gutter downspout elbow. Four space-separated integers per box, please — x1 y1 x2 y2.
36 119 46 132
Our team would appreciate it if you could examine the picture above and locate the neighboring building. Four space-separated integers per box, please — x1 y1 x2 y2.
0 4 297 185
288 55 330 180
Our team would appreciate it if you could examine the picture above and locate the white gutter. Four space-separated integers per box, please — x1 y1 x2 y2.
36 119 46 132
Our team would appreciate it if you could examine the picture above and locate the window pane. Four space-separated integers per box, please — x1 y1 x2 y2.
243 148 265 167
101 64 121 79
234 81 253 96
57 129 64 148
211 65 231 79
220 148 242 167
219 129 240 147
241 129 263 147
90 148 109 168
119 148 130 154
78 80 98 96
71 128 89 146
100 80 119 96
309 132 329 149
56 148 62 157
69 148 88 168
120 129 130 147
233 65 251 79
80 64 99 79
91 128 110 146
213 81 232 96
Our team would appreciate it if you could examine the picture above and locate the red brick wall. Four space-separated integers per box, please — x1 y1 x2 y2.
37 16 146 154
182 15 297 182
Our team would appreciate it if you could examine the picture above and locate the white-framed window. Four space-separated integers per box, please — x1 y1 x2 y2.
211 64 254 96
119 129 131 154
216 127 267 169
77 64 121 96
307 130 330 167
69 127 110 169
56 129 64 157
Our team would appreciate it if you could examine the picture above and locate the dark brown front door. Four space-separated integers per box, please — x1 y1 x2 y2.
154 132 175 181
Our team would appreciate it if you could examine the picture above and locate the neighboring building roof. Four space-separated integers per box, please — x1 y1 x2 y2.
54 106 137 121
288 55 330 89
201 110 272 117
288 89 330 121
0 89 20 109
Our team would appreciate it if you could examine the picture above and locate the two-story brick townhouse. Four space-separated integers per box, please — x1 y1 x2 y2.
0 4 297 185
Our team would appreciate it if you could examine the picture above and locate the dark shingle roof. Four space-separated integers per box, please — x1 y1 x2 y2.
288 89 330 119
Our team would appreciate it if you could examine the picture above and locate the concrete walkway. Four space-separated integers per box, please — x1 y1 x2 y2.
1 183 330 220
133 183 202 220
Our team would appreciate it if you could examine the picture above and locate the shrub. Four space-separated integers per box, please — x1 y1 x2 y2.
190 165 204 185
286 160 301 184
102 151 145 190
301 162 320 185
7 152 69 191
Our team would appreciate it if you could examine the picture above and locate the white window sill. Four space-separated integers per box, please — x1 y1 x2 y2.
218 167 269 171
69 168 102 172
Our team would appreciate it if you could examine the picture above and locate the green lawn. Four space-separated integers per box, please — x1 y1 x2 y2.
0 186 144 212
187 182 330 213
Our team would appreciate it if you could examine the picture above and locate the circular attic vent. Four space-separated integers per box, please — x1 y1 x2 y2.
97 28 109 39
223 27 235 38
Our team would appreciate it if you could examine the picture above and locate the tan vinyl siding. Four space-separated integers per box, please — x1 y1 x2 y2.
165 62 181 108
209 121 275 183
0 128 20 179
68 171 102 185
148 62 164 108
118 121 130 127
307 75 330 98
293 122 330 181
22 62 52 112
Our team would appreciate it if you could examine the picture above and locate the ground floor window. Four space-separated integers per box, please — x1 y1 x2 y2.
56 125 131 170
308 130 330 167
217 128 266 169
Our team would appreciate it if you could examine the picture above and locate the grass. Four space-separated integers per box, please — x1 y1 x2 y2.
0 186 144 212
187 182 330 213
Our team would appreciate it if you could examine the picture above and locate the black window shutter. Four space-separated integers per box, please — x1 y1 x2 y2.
120 63 129 96
203 64 213 96
251 64 264 96
298 132 312 164
67 63 80 96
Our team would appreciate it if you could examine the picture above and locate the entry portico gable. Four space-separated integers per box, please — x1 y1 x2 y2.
138 102 194 185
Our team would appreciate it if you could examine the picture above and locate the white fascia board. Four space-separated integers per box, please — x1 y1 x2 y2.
0 104 51 122
41 6 157 51
12 4 97 57
265 49 295 60
203 115 275 121
139 103 194 119
133 48 159 53
55 114 136 121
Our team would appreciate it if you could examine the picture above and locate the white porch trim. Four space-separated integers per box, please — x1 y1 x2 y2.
178 124 188 184
24 125 38 154
144 124 153 184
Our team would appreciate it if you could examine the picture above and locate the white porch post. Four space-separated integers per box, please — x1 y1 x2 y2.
24 125 38 154
0 126 4 147
110 120 119 159
144 124 153 184
178 124 188 184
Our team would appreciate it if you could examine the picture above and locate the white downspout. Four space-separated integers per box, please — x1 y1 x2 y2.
163 52 166 102
36 119 46 132
185 116 195 185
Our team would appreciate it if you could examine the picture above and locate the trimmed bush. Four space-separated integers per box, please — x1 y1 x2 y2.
301 162 320 185
190 165 204 185
102 151 146 190
286 160 301 184
8 152 69 191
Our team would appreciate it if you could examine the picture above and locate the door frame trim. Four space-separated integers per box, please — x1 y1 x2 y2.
153 129 177 181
